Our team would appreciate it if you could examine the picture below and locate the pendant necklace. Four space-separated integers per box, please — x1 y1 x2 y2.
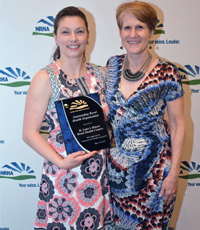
123 52 152 82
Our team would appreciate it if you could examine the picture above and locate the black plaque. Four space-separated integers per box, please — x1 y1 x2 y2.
55 93 111 154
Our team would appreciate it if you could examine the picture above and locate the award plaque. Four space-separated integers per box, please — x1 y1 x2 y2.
55 93 111 154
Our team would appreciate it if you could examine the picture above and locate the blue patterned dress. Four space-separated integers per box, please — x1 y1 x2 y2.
106 55 184 230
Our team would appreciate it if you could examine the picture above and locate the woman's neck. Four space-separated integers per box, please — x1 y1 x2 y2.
57 56 87 79
127 51 150 72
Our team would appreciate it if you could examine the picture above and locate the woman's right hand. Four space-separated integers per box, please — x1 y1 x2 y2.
59 150 97 169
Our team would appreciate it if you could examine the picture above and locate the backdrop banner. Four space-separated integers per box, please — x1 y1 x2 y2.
0 0 199 229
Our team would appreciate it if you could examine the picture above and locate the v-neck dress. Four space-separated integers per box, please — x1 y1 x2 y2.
34 62 113 230
106 55 184 230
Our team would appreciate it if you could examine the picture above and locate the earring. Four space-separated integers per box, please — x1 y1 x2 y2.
120 45 123 49
87 41 90 45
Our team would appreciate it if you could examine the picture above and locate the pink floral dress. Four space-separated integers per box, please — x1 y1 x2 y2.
34 62 113 230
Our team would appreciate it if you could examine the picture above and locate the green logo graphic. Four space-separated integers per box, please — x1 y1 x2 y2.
179 65 200 85
154 20 165 35
179 161 200 180
32 16 54 37
0 162 36 180
0 67 31 87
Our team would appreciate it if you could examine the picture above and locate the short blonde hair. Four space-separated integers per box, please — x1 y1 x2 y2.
116 1 157 31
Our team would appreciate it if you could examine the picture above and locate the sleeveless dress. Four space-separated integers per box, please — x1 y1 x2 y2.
106 55 184 230
34 62 113 230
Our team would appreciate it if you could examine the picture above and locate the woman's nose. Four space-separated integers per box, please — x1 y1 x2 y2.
130 28 137 37
70 32 77 41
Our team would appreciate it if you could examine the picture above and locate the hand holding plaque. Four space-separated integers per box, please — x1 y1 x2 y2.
55 93 111 154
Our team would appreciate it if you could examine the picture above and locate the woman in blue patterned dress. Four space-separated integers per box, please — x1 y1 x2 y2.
106 1 185 229
23 6 113 230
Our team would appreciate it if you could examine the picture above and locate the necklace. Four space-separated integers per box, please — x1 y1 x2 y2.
123 52 152 82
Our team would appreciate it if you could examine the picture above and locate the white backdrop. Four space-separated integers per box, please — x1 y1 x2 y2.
0 0 200 229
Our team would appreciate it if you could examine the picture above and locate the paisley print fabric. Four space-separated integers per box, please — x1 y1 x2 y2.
34 62 113 230
106 55 184 230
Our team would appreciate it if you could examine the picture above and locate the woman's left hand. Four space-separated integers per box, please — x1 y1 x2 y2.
159 96 185 206
159 173 178 206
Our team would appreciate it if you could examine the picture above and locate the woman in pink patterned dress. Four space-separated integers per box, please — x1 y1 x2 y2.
23 6 113 230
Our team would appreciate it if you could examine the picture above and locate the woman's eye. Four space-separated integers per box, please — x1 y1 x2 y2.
62 31 69 34
77 30 84 34
137 25 144 30
124 26 131 30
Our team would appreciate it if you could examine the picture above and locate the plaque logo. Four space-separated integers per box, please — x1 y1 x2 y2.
69 100 89 111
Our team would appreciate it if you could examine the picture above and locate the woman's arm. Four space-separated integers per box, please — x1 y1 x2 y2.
23 70 96 170
159 96 185 205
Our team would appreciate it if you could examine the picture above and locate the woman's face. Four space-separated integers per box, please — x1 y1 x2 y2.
120 13 154 57
54 16 89 60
